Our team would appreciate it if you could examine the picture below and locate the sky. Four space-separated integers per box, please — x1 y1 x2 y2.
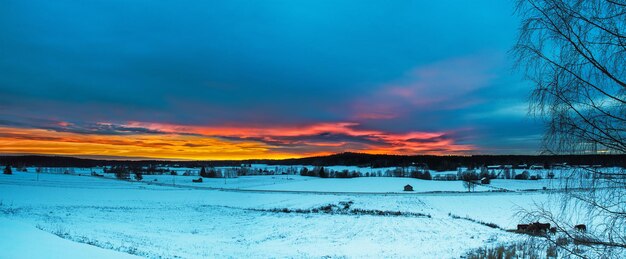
0 0 544 160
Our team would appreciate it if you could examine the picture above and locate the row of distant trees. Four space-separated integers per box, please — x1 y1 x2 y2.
299 166 433 180
104 166 142 181
3 153 625 172
199 167 218 178
457 168 547 192
299 167 361 178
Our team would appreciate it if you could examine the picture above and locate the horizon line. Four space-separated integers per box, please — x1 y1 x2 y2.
2 152 621 163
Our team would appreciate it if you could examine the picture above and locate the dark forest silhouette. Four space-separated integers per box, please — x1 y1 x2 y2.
1 152 624 171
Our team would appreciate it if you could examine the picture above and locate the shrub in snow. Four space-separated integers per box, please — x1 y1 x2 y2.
134 172 143 181
515 171 530 180
460 171 479 181
465 241 543 259
3 165 12 175
318 166 328 178
334 169 360 178
207 167 218 178
299 167 310 176
411 170 432 180
236 166 252 176
108 166 131 180
115 171 130 180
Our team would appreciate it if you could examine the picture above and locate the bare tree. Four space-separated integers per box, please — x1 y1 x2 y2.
514 0 626 154
513 0 625 256
462 180 476 192
460 171 479 192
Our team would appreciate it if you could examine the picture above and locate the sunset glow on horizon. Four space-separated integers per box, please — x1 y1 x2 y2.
0 121 476 160
0 0 543 159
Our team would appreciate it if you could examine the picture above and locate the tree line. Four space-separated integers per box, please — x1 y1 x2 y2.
1 153 625 172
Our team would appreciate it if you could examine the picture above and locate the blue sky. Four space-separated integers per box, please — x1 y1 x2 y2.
0 0 544 159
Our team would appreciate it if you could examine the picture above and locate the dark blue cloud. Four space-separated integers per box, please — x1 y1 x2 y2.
0 0 543 154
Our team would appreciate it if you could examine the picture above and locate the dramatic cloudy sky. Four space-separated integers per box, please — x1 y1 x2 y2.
0 0 544 160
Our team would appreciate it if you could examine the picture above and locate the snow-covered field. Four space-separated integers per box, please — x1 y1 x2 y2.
488 179 557 191
138 174 492 193
0 218 140 259
0 170 603 258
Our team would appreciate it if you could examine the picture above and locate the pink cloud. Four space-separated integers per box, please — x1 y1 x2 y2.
350 53 501 120
124 121 476 155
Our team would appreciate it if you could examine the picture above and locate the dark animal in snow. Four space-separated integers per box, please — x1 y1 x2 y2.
517 224 529 231
575 224 587 232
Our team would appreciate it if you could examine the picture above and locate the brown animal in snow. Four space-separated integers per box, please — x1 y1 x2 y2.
575 224 587 232
517 224 529 231
519 222 550 234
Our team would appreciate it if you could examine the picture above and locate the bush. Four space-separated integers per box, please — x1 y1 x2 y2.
115 171 130 180
465 241 546 259
318 167 328 178
411 170 433 180
546 245 557 257
207 167 218 178
515 171 530 180
460 171 480 181
134 172 143 181
300 167 313 176
108 166 130 180
3 165 12 175
555 236 569 246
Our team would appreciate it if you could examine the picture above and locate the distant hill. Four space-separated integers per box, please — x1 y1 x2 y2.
1 152 625 171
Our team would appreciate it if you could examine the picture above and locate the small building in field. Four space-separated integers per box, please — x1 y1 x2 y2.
404 184 414 192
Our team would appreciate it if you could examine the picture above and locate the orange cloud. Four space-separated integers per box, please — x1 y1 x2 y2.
0 127 303 160
0 121 476 160
125 121 475 155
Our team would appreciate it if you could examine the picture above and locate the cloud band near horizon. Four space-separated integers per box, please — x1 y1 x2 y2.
0 120 476 160
0 0 544 159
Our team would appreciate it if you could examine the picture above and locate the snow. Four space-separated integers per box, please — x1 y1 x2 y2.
0 217 140 259
126 174 491 193
489 179 558 191
236 176 491 193
0 169 599 258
